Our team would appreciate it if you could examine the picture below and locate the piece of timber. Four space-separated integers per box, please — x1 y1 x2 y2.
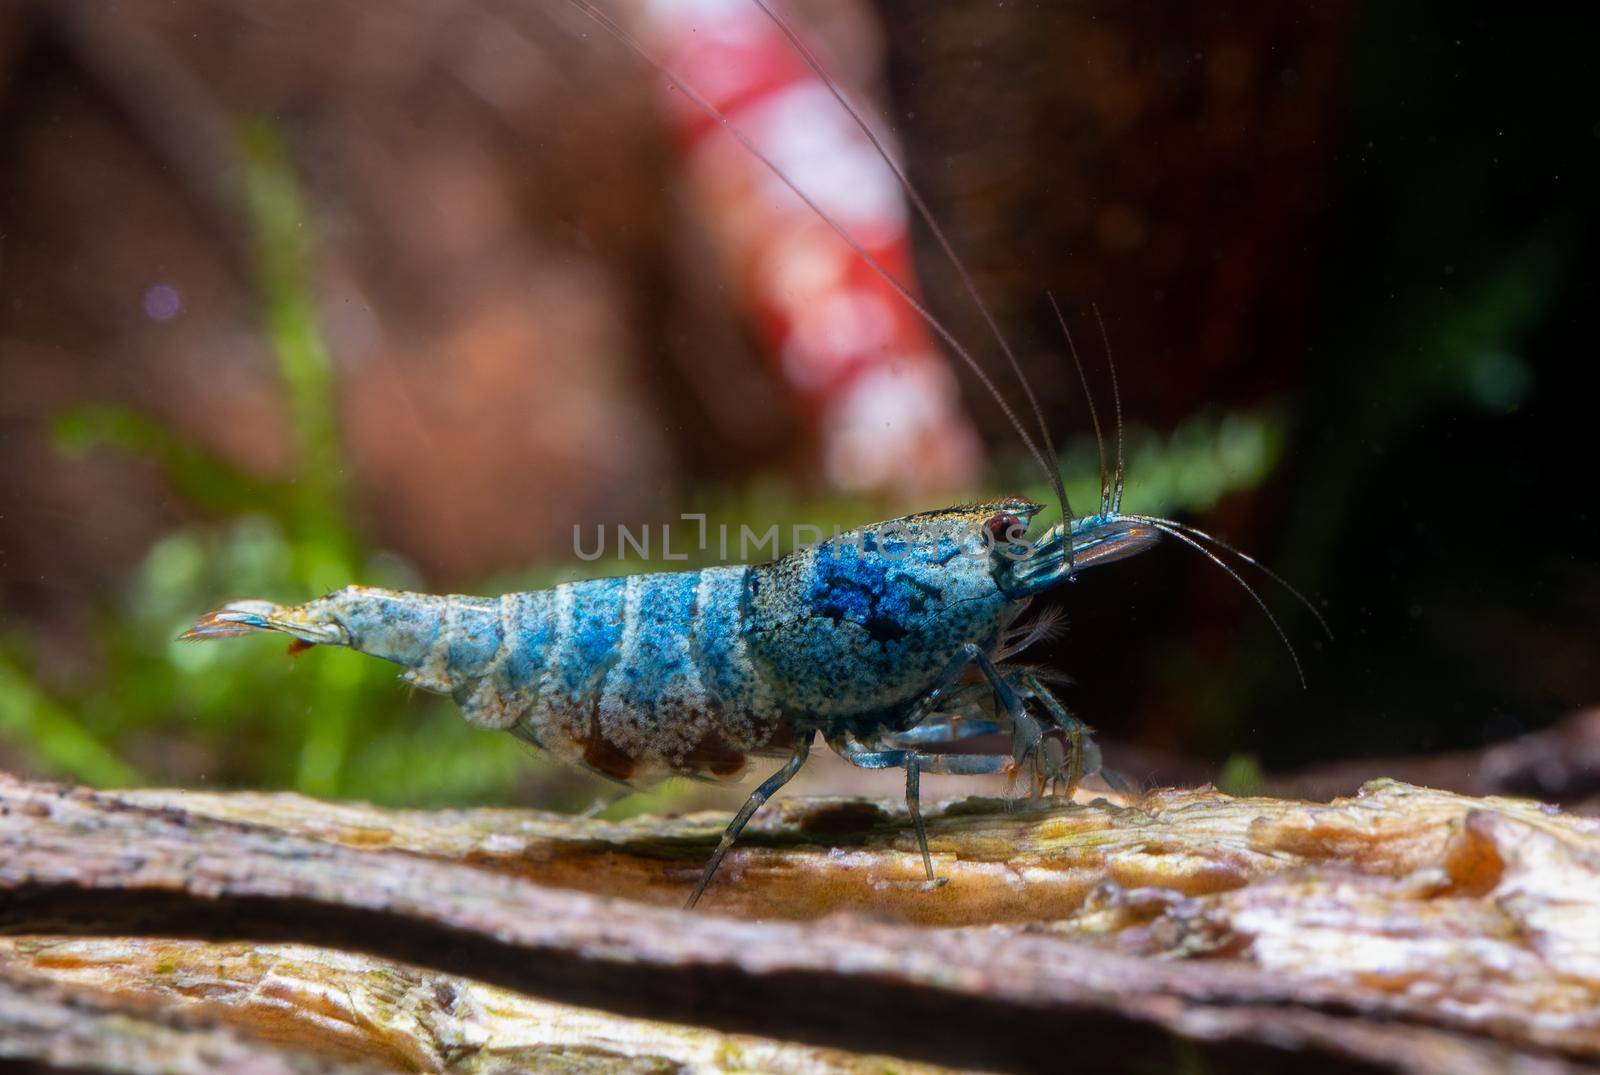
1 771 1596 1073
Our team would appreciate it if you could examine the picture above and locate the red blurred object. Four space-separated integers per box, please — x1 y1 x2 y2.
639 0 983 498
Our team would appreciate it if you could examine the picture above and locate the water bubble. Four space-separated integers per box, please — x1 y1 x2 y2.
142 284 182 321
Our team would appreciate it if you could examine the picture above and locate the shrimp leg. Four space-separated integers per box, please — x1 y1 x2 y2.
580 787 637 818
829 734 1010 885
905 642 1046 767
919 671 1103 797
1018 672 1133 796
685 731 814 910
1015 673 1084 793
884 711 1002 748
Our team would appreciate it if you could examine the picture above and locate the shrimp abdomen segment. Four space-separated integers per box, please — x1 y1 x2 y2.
524 567 783 786
185 569 786 786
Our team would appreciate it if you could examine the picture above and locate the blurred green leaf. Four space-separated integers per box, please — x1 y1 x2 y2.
0 653 140 786
1014 408 1287 528
1216 754 1266 797
236 119 346 525
51 404 282 517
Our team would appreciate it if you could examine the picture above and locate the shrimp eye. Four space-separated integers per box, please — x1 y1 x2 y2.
986 512 1023 546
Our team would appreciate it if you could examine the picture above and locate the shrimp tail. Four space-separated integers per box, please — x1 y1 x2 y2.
179 586 521 725
180 599 352 647
179 587 453 672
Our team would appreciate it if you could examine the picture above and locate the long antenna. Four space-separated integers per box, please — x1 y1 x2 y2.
1143 519 1307 689
566 1 1065 511
1092 303 1127 513
750 0 1069 523
1048 292 1109 516
1129 516 1334 641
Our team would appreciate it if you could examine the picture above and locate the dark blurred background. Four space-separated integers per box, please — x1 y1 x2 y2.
1 0 1594 811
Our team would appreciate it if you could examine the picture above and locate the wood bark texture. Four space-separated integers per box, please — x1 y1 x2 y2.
1 770 1597 1074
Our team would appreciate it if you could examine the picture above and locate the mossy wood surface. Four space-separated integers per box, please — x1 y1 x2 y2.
1 771 1597 1074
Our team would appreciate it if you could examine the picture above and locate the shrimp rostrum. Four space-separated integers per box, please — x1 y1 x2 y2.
185 0 1325 908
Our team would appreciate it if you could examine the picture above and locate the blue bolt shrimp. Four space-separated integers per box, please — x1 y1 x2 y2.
184 0 1328 909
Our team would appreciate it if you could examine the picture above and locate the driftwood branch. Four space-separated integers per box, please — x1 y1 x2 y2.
3 769 1599 1074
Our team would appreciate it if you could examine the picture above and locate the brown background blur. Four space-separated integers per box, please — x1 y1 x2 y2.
2 0 1595 798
